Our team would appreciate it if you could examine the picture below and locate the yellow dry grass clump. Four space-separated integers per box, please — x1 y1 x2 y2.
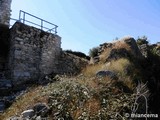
82 64 106 77
113 40 131 51
82 58 136 91
108 58 131 73
83 58 131 77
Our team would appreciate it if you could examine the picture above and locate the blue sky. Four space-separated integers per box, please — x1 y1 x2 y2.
11 0 160 54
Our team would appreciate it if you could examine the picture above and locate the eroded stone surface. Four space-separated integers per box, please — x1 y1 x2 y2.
0 0 12 26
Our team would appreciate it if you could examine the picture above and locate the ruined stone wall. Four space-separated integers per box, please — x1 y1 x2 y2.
0 0 12 26
8 22 61 85
56 52 89 75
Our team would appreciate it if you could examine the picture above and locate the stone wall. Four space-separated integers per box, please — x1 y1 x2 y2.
8 22 61 85
0 0 12 26
56 52 89 75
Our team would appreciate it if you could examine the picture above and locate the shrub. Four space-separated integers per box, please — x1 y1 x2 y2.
89 47 99 57
64 50 90 60
137 36 149 45
1 75 149 120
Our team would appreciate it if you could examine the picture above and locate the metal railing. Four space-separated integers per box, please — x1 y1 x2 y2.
10 10 58 34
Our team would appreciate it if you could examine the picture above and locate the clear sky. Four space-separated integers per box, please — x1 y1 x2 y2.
11 0 160 55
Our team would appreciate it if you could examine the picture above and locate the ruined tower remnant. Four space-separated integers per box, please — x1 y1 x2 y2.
0 0 12 26
0 2 87 87
8 22 61 85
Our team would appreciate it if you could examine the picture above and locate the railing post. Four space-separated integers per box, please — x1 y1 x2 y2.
23 11 25 24
41 20 43 30
55 28 57 34
55 26 58 34
19 10 21 22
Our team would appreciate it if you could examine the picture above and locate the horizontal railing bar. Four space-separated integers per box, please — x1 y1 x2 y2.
24 19 42 28
20 10 58 27
42 26 55 31
25 19 56 32
10 18 19 21
24 19 56 33
47 28 56 31
42 27 56 34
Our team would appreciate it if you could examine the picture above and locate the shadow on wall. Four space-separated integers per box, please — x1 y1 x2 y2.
0 24 10 58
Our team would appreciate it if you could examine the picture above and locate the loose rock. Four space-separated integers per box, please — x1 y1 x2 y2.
21 109 34 119
96 70 118 80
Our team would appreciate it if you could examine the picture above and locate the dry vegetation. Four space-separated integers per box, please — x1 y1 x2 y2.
0 73 144 120
113 40 131 51
83 58 131 77
0 38 151 119
0 85 49 119
99 49 112 63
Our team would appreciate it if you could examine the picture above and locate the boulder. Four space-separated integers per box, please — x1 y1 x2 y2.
21 109 35 119
33 103 49 117
121 36 143 58
96 70 118 80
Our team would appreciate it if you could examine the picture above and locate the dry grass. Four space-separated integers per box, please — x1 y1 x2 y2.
0 73 144 119
0 85 49 120
76 76 99 90
83 58 131 77
122 76 136 90
82 64 107 77
82 58 135 91
107 58 131 74
107 58 135 90
73 97 101 119
113 40 131 51
99 48 112 63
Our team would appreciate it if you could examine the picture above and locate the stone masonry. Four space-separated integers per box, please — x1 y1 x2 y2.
57 52 89 75
8 22 61 85
0 0 12 26
0 0 90 93
0 0 89 86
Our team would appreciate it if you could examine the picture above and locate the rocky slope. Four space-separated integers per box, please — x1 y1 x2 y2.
0 36 160 120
